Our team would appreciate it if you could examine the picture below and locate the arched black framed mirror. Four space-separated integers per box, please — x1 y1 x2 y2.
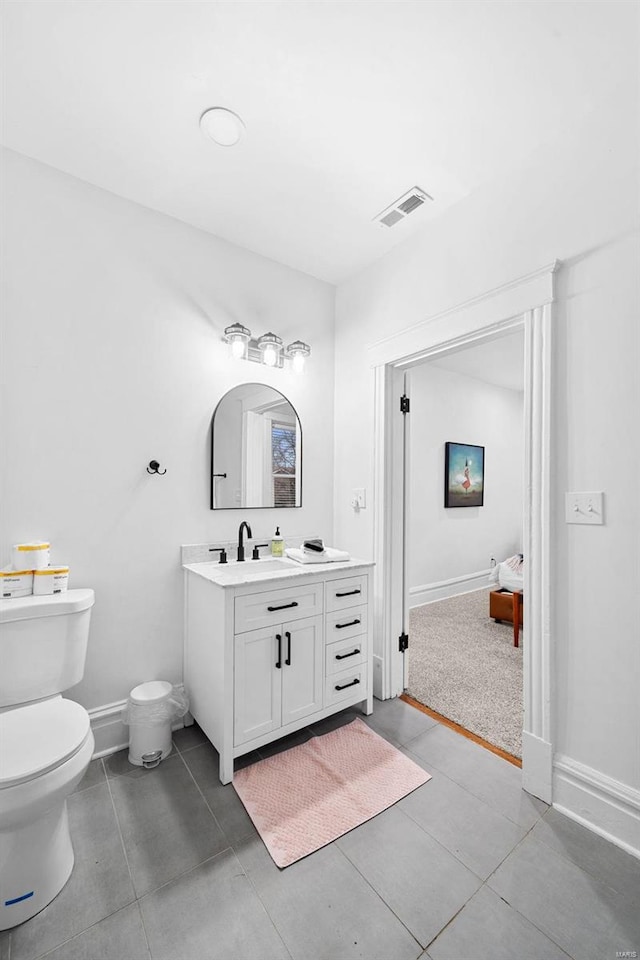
211 383 302 509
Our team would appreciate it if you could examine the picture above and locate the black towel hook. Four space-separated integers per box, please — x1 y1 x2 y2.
147 460 167 475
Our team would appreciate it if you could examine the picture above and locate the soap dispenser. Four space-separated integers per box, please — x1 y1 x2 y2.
271 527 284 557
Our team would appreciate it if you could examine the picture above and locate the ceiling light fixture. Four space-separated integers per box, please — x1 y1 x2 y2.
223 325 311 372
199 107 245 147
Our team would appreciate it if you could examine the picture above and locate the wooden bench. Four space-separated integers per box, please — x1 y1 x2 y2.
489 589 523 647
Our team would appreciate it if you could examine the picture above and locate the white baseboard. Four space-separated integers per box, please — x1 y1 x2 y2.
88 698 186 759
410 569 490 607
522 730 552 804
88 699 129 758
553 754 640 860
372 655 384 700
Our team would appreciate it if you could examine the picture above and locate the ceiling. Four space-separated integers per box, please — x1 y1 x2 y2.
2 1 634 283
429 329 524 392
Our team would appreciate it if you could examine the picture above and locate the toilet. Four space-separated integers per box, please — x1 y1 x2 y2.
0 589 95 930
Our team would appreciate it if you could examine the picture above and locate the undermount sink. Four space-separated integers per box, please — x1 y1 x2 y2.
240 558 298 574
201 557 300 581
184 553 338 588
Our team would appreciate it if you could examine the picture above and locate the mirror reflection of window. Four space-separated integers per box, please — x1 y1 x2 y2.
271 420 297 507
211 384 302 509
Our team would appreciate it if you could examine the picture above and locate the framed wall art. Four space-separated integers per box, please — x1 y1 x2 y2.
444 442 485 507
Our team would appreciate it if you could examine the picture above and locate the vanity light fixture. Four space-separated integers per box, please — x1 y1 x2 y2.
222 326 311 372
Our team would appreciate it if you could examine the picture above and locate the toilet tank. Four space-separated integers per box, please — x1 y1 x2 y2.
0 589 95 707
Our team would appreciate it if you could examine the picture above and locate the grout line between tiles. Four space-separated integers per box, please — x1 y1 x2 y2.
171 732 208 756
174 745 228 839
27 768 133 960
479 827 575 959
138 845 295 960
102 758 152 959
523 816 640 901
33 903 149 960
222 850 296 960
329 841 427 956
400 740 546 831
422 897 473 955
397 800 488 885
136 848 234 902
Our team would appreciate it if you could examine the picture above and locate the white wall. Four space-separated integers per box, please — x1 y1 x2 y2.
408 363 523 591
333 79 640 833
0 149 335 711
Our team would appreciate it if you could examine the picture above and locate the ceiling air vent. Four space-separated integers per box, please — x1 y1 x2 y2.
374 186 433 228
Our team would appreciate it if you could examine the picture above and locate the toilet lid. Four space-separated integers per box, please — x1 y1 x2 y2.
0 698 91 788
0 588 94 623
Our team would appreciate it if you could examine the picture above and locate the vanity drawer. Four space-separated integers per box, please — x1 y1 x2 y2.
325 634 367 677
325 605 367 643
325 575 368 612
324 665 367 707
235 582 323 633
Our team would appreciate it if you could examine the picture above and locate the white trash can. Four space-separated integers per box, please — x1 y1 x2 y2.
122 681 188 768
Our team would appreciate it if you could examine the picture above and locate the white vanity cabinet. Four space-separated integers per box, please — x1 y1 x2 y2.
234 614 323 745
183 559 374 783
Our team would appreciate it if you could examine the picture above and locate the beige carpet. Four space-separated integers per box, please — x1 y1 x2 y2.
407 588 523 757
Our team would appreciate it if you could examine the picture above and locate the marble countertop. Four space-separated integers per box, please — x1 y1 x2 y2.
183 555 374 588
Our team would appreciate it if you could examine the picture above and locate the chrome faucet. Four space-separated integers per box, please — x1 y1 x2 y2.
236 521 252 562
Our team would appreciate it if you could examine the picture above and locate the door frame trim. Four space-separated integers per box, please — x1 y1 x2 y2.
369 261 559 803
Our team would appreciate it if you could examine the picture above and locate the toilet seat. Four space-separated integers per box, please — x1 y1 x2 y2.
0 699 91 788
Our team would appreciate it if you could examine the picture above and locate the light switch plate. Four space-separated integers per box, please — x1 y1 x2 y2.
565 491 604 525
352 488 366 509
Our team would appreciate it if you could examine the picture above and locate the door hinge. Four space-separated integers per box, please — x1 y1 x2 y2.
400 395 410 414
399 632 409 652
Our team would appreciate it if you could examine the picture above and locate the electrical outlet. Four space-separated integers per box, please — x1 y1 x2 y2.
565 491 604 525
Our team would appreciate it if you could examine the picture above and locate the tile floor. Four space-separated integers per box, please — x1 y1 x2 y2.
2 698 639 960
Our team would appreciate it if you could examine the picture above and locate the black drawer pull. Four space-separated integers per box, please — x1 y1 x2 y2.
267 601 299 612
335 589 361 598
335 648 361 661
335 618 361 630
275 634 282 669
335 678 361 691
285 631 291 666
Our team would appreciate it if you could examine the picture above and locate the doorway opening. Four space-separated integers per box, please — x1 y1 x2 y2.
369 262 557 803
401 328 525 763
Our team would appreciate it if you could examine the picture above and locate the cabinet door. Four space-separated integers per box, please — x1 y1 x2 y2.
281 615 323 727
234 626 282 746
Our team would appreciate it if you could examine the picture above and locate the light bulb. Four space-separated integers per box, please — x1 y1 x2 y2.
285 340 311 373
262 345 277 367
223 322 251 359
230 338 246 359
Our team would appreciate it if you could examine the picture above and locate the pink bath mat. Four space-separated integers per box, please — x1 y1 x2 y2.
233 718 431 867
